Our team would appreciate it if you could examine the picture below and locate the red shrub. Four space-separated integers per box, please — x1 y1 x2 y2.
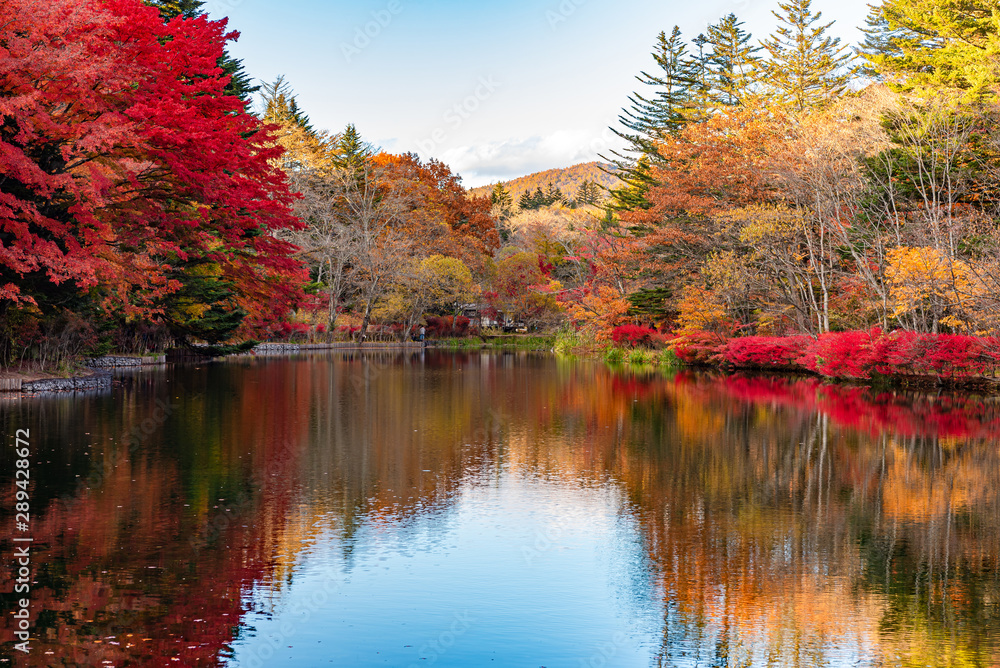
424 316 448 337
723 335 813 370
424 315 473 338
671 331 727 365
611 324 661 348
800 329 883 379
674 328 1000 380
874 331 997 378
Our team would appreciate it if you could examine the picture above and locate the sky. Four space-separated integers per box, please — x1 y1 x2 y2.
205 0 873 187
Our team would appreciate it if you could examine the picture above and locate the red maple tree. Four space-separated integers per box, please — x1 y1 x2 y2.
0 0 305 333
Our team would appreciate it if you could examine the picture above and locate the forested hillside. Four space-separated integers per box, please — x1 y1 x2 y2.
6 0 1000 383
470 162 621 202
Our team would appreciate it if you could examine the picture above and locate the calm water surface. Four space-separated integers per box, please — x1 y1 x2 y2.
2 352 1000 666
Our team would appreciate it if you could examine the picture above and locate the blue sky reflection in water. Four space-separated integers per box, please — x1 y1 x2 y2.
2 351 1000 666
229 476 660 666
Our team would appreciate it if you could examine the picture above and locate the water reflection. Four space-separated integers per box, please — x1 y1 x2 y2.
0 354 998 666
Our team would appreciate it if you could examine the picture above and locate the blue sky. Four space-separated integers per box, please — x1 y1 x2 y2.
205 0 872 187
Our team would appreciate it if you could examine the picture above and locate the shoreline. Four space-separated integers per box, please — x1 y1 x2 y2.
0 343 431 393
7 338 1000 396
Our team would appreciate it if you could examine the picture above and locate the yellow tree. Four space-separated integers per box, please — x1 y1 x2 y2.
885 246 978 332
376 255 477 337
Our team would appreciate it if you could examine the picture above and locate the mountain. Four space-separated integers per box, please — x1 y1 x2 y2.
469 162 621 201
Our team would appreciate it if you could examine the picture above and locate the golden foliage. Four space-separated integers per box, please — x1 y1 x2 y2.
675 284 730 335
885 246 977 330
564 286 631 341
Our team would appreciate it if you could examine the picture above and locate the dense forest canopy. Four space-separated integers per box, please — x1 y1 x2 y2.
2 0 1000 367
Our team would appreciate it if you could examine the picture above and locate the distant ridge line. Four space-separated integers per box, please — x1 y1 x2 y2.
469 161 621 199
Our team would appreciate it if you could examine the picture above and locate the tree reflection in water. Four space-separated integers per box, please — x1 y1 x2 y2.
1 354 998 666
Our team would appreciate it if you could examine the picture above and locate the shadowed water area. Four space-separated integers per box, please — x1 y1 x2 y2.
2 351 1000 666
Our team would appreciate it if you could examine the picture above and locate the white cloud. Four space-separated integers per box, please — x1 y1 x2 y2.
442 129 623 187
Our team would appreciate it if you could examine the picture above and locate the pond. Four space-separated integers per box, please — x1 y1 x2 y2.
2 351 1000 666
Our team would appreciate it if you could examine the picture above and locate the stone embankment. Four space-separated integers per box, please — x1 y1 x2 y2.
16 371 113 393
1 355 165 393
2 345 423 392
85 354 167 368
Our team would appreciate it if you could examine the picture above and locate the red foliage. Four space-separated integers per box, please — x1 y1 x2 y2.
276 322 311 341
0 0 305 329
873 331 999 378
722 335 813 370
800 329 883 379
424 315 472 338
672 331 728 365
702 374 1000 442
611 324 661 348
675 329 1000 381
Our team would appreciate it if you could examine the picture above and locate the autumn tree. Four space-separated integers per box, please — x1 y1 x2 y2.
376 255 477 338
0 0 305 355
762 0 854 111
487 250 562 329
863 0 1000 102
376 153 499 270
885 246 978 332
329 156 410 340
146 0 258 104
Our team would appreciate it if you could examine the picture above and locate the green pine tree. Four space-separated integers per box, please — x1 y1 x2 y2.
857 4 904 79
332 124 375 177
260 76 315 131
861 0 999 101
490 182 514 222
602 27 699 213
762 0 855 111
490 183 514 240
491 183 513 211
518 190 534 211
159 256 252 354
705 14 762 107
688 33 717 121
149 0 203 19
588 181 604 205
613 26 700 151
576 180 601 206
544 183 564 205
530 187 546 209
606 155 654 213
